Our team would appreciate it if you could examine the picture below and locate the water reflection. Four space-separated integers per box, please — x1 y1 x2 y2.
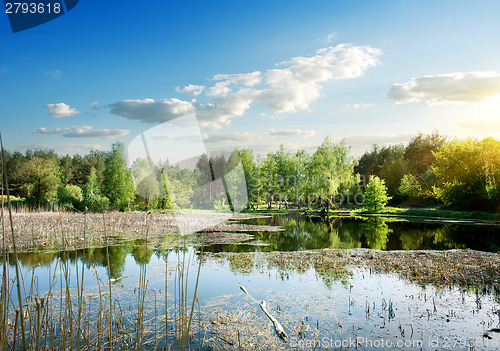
205 215 500 253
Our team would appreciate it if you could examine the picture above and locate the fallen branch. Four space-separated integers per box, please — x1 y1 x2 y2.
259 300 288 343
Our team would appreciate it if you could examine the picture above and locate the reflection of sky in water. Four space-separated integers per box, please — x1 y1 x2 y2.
7 246 500 350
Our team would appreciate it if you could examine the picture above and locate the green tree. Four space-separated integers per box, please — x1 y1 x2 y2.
83 167 109 212
103 142 135 210
363 176 391 212
259 153 279 208
57 184 83 209
404 131 446 176
398 174 422 199
310 138 358 211
239 148 259 209
432 137 500 210
20 156 60 208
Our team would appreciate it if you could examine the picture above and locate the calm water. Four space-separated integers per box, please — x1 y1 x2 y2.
205 214 500 253
3 215 500 350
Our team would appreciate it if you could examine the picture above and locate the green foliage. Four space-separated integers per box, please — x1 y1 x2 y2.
361 218 392 250
432 137 500 211
404 131 446 176
83 167 109 212
213 197 230 212
239 148 259 208
103 142 135 211
57 184 83 210
310 138 358 208
20 156 60 207
398 174 422 199
363 176 391 212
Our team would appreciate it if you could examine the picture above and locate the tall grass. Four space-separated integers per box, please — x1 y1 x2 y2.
0 216 204 350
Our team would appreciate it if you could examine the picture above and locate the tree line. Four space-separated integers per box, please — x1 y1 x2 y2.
1 133 499 212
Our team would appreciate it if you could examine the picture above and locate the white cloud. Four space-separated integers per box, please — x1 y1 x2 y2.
265 128 316 138
107 44 381 129
195 88 259 129
260 44 381 113
32 126 129 139
212 71 262 86
0 66 8 74
90 102 100 110
206 81 232 97
326 32 337 43
176 84 205 96
388 71 500 105
19 144 108 155
63 126 129 139
44 103 80 117
346 103 375 109
32 127 50 135
203 128 316 144
107 98 195 122
203 131 261 143
44 70 62 80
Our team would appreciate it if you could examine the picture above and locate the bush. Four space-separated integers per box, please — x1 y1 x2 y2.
363 176 391 212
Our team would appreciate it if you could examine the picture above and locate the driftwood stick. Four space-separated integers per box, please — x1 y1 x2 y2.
238 285 288 342
259 301 288 343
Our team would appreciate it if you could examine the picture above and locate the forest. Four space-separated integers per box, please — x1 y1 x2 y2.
1 132 499 213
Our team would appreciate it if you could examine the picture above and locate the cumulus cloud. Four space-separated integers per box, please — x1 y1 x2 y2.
90 102 100 111
388 71 500 105
44 103 80 117
265 128 316 138
176 84 205 96
32 126 129 139
44 70 62 80
107 44 381 129
107 98 194 123
195 89 259 129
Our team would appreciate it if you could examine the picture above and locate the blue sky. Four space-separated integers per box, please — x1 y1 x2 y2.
1 0 500 158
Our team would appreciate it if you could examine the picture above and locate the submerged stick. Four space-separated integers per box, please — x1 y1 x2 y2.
259 301 288 343
237 285 288 342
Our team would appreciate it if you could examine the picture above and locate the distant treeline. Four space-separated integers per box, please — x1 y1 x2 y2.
1 132 499 212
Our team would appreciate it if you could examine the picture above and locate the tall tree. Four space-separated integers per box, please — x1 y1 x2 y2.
310 138 358 211
239 149 259 209
432 137 500 210
20 156 60 208
103 142 135 211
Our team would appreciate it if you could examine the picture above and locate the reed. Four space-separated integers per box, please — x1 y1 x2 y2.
0 140 206 350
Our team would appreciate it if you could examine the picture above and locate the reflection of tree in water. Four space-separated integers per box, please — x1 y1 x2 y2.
395 222 499 251
13 251 58 267
361 218 391 250
227 254 254 274
314 263 351 288
131 239 154 265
